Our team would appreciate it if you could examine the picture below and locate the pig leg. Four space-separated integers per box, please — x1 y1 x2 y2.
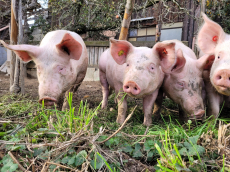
116 91 127 124
100 70 109 109
206 85 222 118
143 90 159 126
152 88 163 120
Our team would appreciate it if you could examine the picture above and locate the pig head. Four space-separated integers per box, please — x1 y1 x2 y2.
197 13 230 96
0 30 88 108
109 39 164 98
153 40 210 120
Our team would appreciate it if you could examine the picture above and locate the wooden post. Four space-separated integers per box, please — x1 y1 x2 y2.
10 0 18 88
182 0 190 41
119 0 134 40
10 0 22 94
188 0 195 48
155 25 160 43
19 0 25 94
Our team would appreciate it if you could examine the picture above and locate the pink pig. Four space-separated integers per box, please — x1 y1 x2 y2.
153 40 209 120
0 30 88 109
99 39 164 126
197 13 230 118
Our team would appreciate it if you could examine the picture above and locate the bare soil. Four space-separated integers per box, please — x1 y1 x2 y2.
0 71 103 107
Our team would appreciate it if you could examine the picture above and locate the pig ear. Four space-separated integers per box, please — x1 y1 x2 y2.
56 33 83 60
110 38 132 65
197 13 225 54
0 40 40 62
197 54 215 70
172 49 186 73
154 42 185 73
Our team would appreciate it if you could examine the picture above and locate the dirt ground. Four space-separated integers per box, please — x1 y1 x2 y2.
0 71 103 107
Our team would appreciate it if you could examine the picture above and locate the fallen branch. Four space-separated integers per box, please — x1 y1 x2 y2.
8 151 27 172
97 105 137 144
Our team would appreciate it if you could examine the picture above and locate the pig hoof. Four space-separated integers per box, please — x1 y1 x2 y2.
101 105 107 109
116 118 125 125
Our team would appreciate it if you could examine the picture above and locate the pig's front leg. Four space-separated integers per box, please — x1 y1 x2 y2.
203 71 221 118
206 84 222 118
116 91 127 124
100 69 109 109
143 89 159 126
152 88 163 120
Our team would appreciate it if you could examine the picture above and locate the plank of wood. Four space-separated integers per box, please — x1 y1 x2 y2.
98 47 104 60
86 47 90 64
89 46 95 66
94 47 99 66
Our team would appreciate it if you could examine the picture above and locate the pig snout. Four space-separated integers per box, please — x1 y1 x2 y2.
212 69 230 96
190 110 205 120
39 97 57 106
213 69 230 94
123 81 141 95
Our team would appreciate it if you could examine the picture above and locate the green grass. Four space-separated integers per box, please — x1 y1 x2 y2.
0 94 228 172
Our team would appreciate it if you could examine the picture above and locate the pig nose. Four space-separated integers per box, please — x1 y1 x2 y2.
39 97 57 106
213 69 230 89
123 81 141 95
190 110 205 120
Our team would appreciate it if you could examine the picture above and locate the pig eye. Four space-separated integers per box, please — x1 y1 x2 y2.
148 63 155 72
218 56 220 59
178 82 184 87
127 64 129 67
176 81 185 91
57 65 67 75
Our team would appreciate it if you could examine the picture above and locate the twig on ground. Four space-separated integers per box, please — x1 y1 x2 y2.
97 105 137 144
52 166 60 172
25 157 37 172
162 105 179 113
41 162 47 172
8 151 27 171
46 162 76 171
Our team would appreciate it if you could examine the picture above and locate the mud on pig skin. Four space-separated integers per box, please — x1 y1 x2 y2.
99 38 164 126
197 13 230 118
152 40 212 121
0 30 88 110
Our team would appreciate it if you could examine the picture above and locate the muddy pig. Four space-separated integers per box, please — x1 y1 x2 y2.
152 40 211 121
0 30 88 109
197 13 230 118
99 38 165 126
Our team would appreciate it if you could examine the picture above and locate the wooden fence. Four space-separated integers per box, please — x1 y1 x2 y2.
85 41 188 67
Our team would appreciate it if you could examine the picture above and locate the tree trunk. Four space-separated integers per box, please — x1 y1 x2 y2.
19 0 25 94
119 0 134 40
10 0 18 88
10 0 21 93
